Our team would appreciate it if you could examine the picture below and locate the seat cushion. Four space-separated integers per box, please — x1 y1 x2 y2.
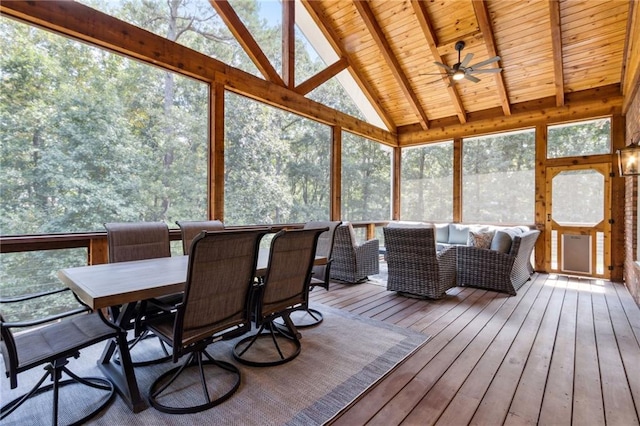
13 314 117 370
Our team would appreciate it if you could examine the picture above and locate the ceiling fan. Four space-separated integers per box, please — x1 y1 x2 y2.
427 40 502 84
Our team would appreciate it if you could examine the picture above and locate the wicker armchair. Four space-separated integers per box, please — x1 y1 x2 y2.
330 222 379 283
383 226 457 299
456 230 540 295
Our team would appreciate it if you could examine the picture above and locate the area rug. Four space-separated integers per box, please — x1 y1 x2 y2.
0 303 428 426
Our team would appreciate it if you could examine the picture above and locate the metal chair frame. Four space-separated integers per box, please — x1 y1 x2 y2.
233 227 326 367
1 288 126 425
145 229 267 414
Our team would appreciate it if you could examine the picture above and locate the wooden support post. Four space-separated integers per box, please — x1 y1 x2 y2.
212 82 225 220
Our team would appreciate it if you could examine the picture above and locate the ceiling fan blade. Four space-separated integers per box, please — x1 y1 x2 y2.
464 74 481 83
460 53 474 68
469 56 501 69
469 68 503 74
433 61 453 73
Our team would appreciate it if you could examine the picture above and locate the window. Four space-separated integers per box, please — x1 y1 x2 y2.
341 132 392 221
401 142 453 222
224 92 331 225
0 17 209 235
79 0 260 77
547 118 611 158
463 129 535 223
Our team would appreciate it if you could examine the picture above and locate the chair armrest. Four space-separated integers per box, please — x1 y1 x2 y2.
457 246 515 278
357 238 379 253
355 239 380 276
1 306 91 329
0 287 71 303
457 246 516 294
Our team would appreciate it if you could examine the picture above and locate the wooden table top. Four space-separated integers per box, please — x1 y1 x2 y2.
58 249 325 310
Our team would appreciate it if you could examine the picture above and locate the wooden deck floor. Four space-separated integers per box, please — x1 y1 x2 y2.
313 271 640 425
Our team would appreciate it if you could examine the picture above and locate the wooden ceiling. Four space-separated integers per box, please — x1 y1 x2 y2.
301 0 637 137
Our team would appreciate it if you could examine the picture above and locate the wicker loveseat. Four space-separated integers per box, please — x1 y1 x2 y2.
384 222 540 297
330 222 379 283
456 229 540 295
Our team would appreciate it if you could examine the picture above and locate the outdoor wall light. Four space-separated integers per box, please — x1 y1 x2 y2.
618 132 640 176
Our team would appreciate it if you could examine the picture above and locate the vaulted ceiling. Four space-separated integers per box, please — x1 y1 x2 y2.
301 0 637 136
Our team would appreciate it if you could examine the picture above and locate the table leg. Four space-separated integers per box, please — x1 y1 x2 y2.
98 303 147 413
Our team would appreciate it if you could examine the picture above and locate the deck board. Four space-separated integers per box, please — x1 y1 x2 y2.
320 270 640 425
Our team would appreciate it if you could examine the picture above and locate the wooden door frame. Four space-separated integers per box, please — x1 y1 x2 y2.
544 163 612 278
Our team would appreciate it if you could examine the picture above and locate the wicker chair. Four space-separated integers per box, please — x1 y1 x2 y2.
145 229 266 414
233 227 325 367
0 288 127 424
176 220 225 255
383 226 457 299
456 230 540 295
330 222 379 283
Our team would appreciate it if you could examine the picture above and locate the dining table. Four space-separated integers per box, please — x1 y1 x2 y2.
57 248 327 413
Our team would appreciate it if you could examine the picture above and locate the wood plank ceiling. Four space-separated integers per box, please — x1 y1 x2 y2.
300 0 633 136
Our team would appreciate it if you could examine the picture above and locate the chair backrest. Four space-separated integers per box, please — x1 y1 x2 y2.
176 220 225 255
174 229 267 349
383 226 440 281
303 221 341 288
104 222 171 263
258 228 326 319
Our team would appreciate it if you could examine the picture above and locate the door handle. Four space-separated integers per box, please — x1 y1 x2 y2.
547 214 551 222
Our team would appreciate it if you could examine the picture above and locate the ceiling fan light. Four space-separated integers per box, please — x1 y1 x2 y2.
452 70 465 80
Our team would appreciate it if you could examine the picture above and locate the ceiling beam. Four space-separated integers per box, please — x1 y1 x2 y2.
209 0 285 87
398 85 622 145
0 0 396 146
301 0 396 132
354 0 430 130
410 0 467 124
282 0 295 88
472 0 511 116
548 0 565 107
295 57 349 95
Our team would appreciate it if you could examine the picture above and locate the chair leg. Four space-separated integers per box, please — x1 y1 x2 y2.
1 361 115 425
148 349 241 414
280 306 324 328
114 329 171 367
232 318 301 367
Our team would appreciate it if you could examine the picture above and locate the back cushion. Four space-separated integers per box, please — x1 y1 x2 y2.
490 230 513 253
434 223 449 243
448 223 470 244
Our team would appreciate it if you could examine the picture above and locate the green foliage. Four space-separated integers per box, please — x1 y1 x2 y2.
341 132 392 221
462 130 536 223
548 119 610 158
401 143 454 221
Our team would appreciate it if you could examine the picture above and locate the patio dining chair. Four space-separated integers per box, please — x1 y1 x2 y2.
176 220 225 255
144 229 267 414
0 288 129 425
286 220 341 328
104 221 178 366
233 227 326 367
